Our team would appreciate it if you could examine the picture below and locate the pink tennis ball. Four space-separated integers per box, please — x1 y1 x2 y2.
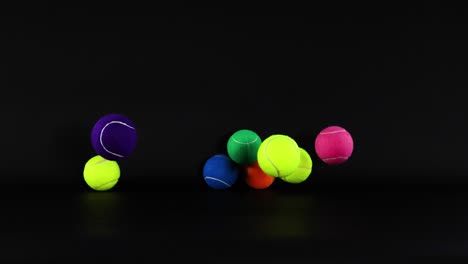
314 126 354 165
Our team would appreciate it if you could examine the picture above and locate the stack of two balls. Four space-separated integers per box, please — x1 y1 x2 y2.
82 113 138 191
227 129 276 190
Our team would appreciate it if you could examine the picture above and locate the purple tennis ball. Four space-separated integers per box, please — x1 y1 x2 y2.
91 113 137 160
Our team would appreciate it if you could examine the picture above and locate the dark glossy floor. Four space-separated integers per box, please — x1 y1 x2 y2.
1 179 468 263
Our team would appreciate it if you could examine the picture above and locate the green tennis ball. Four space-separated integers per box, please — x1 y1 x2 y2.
83 155 121 191
282 148 313 184
227 129 262 165
257 134 300 178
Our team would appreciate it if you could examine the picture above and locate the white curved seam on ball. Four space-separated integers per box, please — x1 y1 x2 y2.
232 137 258 144
287 137 300 156
92 157 108 166
100 121 135 158
204 177 231 187
320 130 346 135
264 138 280 177
96 179 118 190
286 137 300 169
323 156 348 160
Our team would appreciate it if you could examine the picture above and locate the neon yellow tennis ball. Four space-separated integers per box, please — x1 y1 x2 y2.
83 155 120 191
257 134 300 178
282 148 313 184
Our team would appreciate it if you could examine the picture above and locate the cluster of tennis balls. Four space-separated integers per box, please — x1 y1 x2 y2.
82 113 138 191
202 126 354 190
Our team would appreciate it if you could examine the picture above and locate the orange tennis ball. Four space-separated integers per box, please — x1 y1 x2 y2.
244 161 275 190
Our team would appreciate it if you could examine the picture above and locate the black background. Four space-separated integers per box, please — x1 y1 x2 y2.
2 1 468 187
2 1 468 262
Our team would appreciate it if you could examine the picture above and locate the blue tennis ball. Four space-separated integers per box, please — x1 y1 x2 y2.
203 154 239 190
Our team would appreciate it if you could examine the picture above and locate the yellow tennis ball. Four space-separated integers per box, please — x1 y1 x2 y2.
83 155 120 191
257 134 300 178
282 148 313 184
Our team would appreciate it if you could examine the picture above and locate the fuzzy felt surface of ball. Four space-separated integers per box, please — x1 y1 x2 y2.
314 126 353 165
91 113 137 161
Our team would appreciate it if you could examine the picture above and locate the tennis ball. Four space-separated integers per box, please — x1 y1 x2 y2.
227 129 262 165
83 155 120 191
315 125 354 165
91 113 137 161
282 148 313 184
257 134 300 178
244 161 275 190
203 154 239 190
